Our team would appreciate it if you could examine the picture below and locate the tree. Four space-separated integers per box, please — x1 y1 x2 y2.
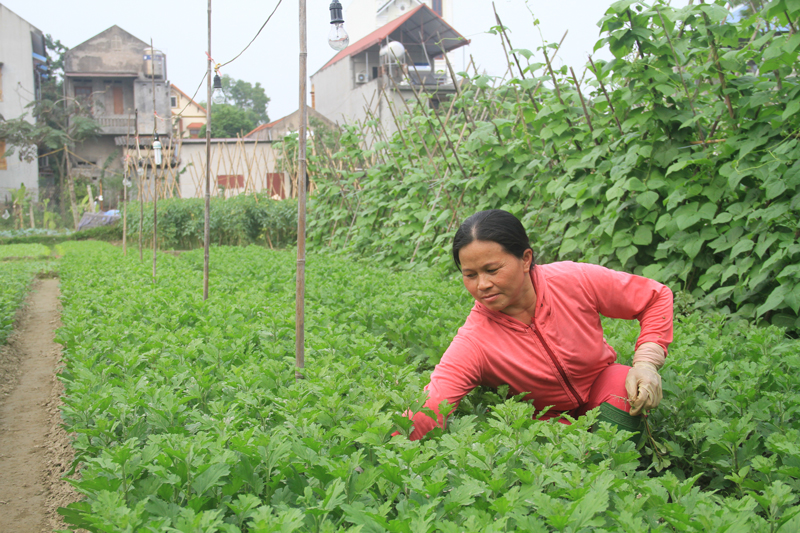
217 75 270 125
199 104 255 138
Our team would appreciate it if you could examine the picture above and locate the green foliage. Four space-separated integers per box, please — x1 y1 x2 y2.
219 74 271 125
199 104 256 139
305 0 800 331
0 244 51 259
54 242 800 531
0 259 52 344
131 194 296 249
0 228 73 242
199 74 271 138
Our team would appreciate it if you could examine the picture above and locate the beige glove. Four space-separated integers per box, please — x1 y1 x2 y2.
625 342 665 416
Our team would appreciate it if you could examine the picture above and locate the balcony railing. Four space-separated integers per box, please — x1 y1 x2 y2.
96 115 170 136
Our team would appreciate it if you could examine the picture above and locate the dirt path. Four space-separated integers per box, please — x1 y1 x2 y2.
0 278 79 533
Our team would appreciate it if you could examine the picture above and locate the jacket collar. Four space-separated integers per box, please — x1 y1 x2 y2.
472 266 550 330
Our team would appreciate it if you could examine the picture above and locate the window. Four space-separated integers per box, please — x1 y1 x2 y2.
0 63 4 102
0 140 8 170
188 128 201 139
75 85 92 100
432 0 442 16
170 95 178 108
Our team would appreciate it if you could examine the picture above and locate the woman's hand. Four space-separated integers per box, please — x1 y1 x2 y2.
625 342 665 416
625 361 662 416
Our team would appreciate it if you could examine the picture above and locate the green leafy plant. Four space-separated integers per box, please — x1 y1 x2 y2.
303 0 800 332
52 241 800 531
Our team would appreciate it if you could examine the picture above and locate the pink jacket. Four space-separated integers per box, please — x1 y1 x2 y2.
408 261 673 440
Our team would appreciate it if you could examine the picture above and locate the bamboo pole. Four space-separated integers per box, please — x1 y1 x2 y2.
569 67 598 145
64 144 79 230
296 0 307 380
123 113 131 256
136 110 144 262
587 56 623 135
204 0 212 300
542 46 582 152
151 37 158 284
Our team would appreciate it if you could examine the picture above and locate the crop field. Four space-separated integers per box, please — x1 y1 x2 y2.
0 254 52 344
0 243 51 260
48 241 800 532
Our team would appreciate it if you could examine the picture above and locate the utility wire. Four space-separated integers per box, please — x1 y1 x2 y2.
218 0 283 69
174 0 282 121
175 71 209 119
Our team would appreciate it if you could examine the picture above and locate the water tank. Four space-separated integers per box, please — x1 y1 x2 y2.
143 48 166 79
379 41 406 64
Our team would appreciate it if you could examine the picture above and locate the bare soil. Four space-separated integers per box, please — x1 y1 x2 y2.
0 278 80 533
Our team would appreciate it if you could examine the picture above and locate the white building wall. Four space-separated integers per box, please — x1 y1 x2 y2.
0 4 39 202
176 139 284 199
312 60 352 126
346 0 378 44
313 60 414 148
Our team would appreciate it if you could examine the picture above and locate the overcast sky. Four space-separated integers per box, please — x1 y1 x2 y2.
3 0 691 121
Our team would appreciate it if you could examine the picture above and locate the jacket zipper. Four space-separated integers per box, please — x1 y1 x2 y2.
531 326 581 406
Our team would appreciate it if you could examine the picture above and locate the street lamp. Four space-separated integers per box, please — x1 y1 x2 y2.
328 1 349 51
212 74 225 104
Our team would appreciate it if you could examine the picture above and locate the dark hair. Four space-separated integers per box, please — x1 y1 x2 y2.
452 209 534 270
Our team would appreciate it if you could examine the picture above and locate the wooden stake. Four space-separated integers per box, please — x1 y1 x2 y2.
64 145 79 230
587 56 623 135
296 0 307 380
123 113 131 256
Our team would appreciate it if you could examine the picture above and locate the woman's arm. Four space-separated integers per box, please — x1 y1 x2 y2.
406 336 483 441
578 263 674 353
578 263 673 414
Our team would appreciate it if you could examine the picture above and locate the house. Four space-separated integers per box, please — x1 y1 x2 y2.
0 3 46 202
171 84 206 139
310 4 468 140
346 0 453 45
63 25 171 184
245 106 337 142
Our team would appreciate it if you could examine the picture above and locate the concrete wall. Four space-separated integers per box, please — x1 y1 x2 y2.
176 139 286 199
134 80 171 136
64 26 153 78
70 137 124 177
311 59 354 126
0 4 39 202
312 59 415 145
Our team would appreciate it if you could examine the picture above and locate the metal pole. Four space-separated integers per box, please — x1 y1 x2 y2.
151 38 158 283
204 0 212 301
296 0 307 380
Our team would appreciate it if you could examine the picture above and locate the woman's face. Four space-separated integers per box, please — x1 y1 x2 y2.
458 239 534 315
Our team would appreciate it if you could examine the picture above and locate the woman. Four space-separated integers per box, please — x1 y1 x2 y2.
405 209 672 441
